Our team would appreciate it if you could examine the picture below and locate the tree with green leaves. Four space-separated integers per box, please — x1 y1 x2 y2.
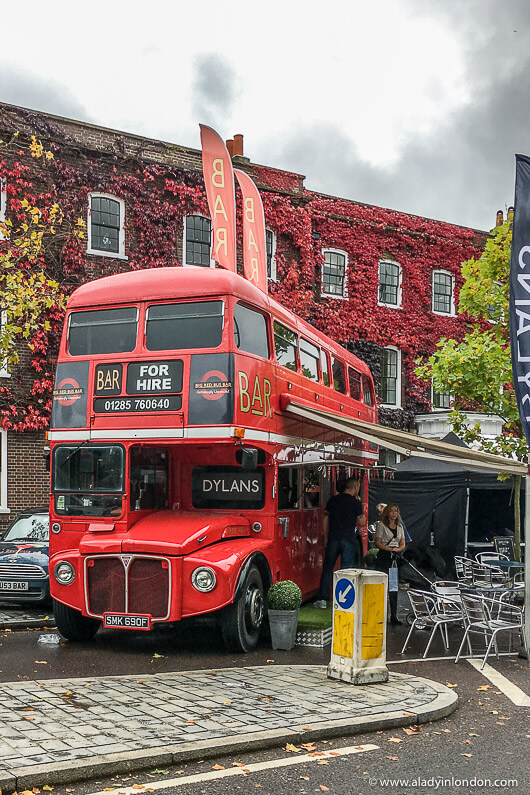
416 219 526 557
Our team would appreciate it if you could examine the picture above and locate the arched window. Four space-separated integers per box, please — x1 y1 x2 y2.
378 259 402 307
432 270 455 315
322 248 348 298
87 193 126 259
183 214 212 267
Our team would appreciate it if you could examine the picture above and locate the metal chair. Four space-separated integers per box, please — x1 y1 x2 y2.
454 556 473 583
475 552 509 564
402 590 463 658
455 593 526 670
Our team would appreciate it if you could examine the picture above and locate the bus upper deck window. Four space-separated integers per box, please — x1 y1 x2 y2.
320 349 331 387
300 338 319 381
146 300 224 351
273 321 298 372
331 356 347 394
234 303 270 358
68 307 138 356
348 367 362 400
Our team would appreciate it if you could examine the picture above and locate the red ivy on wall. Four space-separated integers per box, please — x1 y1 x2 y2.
0 110 486 432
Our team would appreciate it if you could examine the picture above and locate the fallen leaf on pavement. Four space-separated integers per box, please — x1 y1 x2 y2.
224 701 232 705
445 683 458 688
132 787 145 791
461 740 472 744
388 737 402 743
317 760 329 765
212 764 225 770
285 743 301 753
477 685 491 691
387 756 399 761
441 729 451 733
300 743 316 751
320 787 329 792
152 653 164 658
468 733 479 737
491 711 499 715
137 681 145 685
42 788 54 793
34 660 48 664
461 753 473 758
499 716 510 720
300 776 310 780
403 727 419 735
232 762 248 767
266 659 275 663
301 727 312 731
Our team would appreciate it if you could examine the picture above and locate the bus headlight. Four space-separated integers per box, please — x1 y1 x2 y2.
54 561 76 585
191 567 216 592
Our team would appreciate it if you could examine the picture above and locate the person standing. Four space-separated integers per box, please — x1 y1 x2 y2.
314 477 366 608
375 503 406 625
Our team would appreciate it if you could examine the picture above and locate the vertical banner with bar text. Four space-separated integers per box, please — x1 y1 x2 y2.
200 125 236 272
234 169 268 294
510 154 530 447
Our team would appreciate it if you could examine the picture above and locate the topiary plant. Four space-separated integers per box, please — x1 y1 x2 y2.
267 580 302 611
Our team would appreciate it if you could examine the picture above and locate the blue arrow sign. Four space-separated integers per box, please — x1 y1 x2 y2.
335 577 355 609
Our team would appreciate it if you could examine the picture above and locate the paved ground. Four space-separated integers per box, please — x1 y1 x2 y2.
0 602 54 629
0 665 456 792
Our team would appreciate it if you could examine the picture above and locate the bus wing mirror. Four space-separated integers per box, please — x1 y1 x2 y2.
240 447 258 471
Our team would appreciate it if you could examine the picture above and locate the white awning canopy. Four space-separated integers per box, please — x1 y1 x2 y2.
284 399 528 477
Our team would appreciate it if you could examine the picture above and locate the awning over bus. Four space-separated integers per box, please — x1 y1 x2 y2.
282 397 528 477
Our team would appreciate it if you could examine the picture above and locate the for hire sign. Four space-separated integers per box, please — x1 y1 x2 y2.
510 154 530 446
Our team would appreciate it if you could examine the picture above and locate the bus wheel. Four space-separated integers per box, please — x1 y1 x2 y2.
220 566 265 653
53 600 100 641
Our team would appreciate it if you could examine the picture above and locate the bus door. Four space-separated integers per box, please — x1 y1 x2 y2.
276 465 304 585
300 464 330 595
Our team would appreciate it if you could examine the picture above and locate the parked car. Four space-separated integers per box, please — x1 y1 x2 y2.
0 508 50 603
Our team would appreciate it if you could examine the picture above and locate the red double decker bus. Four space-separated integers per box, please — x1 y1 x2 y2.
48 266 378 651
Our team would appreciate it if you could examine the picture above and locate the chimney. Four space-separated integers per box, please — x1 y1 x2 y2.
507 206 514 223
225 138 234 157
496 209 504 226
233 134 244 157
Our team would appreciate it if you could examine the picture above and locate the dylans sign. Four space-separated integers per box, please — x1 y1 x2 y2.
510 154 530 446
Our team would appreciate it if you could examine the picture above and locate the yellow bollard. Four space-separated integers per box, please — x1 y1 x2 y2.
327 568 389 685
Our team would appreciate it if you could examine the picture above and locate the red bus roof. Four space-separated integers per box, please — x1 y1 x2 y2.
68 267 372 376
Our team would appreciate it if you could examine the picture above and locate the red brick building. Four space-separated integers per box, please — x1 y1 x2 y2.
0 102 488 528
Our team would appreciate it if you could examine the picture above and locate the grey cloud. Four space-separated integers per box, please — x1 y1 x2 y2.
0 64 91 122
269 0 530 231
191 53 239 126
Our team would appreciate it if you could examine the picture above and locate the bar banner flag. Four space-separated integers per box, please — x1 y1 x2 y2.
234 168 268 294
510 153 530 447
200 125 236 272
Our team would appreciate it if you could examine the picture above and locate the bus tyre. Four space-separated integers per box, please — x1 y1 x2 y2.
221 565 264 653
53 600 100 641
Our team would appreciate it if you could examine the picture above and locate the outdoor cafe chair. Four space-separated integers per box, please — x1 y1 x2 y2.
455 593 527 670
431 580 463 606
454 556 473 583
402 590 464 658
475 552 509 565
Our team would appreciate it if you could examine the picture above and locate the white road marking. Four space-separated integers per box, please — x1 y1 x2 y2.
467 658 530 706
86 743 379 794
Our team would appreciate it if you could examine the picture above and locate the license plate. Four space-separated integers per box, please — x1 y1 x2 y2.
0 581 29 591
103 613 151 630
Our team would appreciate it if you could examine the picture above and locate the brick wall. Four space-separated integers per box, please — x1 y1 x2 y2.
0 431 49 531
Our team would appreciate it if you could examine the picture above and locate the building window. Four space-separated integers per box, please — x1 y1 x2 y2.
0 430 7 512
432 386 451 410
432 270 455 315
87 193 126 259
379 347 401 407
322 249 347 298
266 229 277 281
184 215 212 267
378 260 402 307
0 178 6 240
0 311 10 378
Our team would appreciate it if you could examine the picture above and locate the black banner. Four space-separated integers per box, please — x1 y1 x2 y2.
510 154 530 447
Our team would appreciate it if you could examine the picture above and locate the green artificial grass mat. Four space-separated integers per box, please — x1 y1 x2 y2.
297 604 333 630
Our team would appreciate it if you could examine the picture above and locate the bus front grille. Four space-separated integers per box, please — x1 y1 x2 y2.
86 555 170 620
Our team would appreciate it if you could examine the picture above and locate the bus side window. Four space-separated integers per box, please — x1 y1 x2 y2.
300 338 320 381
273 321 298 372
348 367 362 400
320 349 331 387
278 467 300 509
331 356 347 394
234 302 270 358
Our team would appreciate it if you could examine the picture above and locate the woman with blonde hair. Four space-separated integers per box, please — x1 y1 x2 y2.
375 503 406 625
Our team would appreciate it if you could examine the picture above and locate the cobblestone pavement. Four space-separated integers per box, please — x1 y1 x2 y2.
0 603 54 629
0 665 454 783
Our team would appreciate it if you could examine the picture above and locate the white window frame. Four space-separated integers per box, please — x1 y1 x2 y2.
431 269 455 316
431 384 452 411
0 178 7 240
321 248 348 299
379 346 401 408
183 213 214 268
266 228 277 281
0 430 8 513
87 192 127 260
378 259 402 308
0 311 10 378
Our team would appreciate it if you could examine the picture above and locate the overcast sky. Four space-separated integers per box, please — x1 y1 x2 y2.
1 0 529 231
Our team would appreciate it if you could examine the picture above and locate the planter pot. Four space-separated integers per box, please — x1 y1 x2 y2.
268 608 299 650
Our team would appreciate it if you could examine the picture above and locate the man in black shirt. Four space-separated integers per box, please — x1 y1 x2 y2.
314 477 366 608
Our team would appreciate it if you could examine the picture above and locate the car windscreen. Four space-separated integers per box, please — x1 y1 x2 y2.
145 301 224 351
4 514 49 542
68 307 138 355
53 444 124 493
